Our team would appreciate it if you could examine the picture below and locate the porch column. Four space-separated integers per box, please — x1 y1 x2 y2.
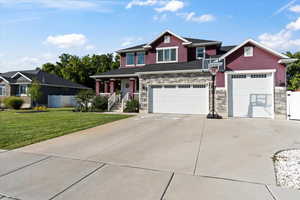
129 78 136 96
95 80 101 96
104 81 109 93
110 79 116 94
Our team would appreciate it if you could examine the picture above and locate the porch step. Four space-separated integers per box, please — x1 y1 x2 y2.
110 103 122 112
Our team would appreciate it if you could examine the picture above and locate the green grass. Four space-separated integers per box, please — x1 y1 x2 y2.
0 108 133 150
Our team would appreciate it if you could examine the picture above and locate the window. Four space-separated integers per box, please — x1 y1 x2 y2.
164 35 170 43
18 85 28 96
137 52 145 65
126 53 135 66
232 74 247 79
244 46 253 57
0 85 5 96
196 47 205 59
251 74 267 78
156 47 177 63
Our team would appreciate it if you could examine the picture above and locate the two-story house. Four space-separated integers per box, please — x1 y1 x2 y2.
91 30 295 119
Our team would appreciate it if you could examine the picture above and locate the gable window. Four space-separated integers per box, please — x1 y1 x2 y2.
156 47 177 63
18 85 28 96
244 46 253 57
164 35 171 43
137 52 145 65
196 47 205 59
126 53 135 66
0 85 5 96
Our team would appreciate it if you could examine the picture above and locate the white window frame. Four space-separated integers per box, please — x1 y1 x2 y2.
196 47 206 59
164 35 171 43
156 46 178 63
136 52 145 66
244 46 253 57
18 84 28 96
126 53 135 66
0 85 5 96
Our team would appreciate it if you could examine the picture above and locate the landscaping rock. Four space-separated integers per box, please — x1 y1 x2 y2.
273 149 300 190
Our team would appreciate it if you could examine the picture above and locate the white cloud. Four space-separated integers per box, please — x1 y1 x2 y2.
121 37 143 47
85 45 96 50
126 0 158 9
259 17 300 51
45 34 87 49
0 0 116 11
286 17 300 30
178 12 215 23
290 5 300 13
153 13 168 22
273 0 297 15
155 0 184 12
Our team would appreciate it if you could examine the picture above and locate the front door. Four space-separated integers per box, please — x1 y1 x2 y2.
121 79 131 97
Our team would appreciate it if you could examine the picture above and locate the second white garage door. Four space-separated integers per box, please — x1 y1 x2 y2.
228 73 274 118
149 84 209 115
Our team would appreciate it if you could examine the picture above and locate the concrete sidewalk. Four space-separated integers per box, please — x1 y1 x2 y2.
0 114 299 199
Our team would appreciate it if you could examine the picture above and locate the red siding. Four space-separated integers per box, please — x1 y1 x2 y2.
216 43 286 87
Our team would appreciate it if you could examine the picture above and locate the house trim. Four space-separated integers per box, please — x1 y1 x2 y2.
137 69 208 75
91 74 139 78
220 39 289 60
143 30 191 48
11 72 32 82
0 76 10 83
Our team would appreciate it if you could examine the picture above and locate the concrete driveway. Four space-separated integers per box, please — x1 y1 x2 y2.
0 114 300 200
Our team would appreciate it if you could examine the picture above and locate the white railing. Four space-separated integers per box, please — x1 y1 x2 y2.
121 92 130 112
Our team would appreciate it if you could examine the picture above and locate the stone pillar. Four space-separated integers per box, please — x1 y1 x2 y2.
109 79 116 94
104 81 109 93
275 87 287 119
95 80 101 96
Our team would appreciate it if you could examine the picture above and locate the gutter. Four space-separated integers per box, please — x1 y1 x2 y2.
278 58 298 64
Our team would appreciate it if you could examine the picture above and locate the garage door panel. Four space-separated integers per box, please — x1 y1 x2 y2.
149 85 209 115
229 73 274 118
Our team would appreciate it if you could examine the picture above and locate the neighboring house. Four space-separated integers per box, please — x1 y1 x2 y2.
91 30 296 119
0 69 89 108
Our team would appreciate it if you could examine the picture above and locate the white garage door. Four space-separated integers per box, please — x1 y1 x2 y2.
228 73 274 118
149 84 209 115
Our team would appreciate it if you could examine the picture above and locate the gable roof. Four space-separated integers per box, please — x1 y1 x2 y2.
219 39 289 59
143 30 191 48
0 69 89 89
117 30 221 53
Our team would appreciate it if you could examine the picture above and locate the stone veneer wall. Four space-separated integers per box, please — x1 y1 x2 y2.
139 72 211 113
215 88 227 117
275 87 287 118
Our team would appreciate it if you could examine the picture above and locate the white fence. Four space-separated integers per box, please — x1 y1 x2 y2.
48 95 77 108
287 91 300 120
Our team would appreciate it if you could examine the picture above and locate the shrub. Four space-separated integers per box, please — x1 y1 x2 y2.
93 96 108 112
4 97 24 110
75 90 95 112
34 106 47 111
124 99 139 113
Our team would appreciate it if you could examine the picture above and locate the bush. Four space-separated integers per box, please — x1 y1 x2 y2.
75 90 95 112
34 106 47 111
124 99 139 113
4 97 24 110
93 96 108 112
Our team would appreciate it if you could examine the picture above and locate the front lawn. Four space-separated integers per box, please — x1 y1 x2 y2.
0 108 132 150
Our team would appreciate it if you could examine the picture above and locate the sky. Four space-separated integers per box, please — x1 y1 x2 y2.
1 0 300 72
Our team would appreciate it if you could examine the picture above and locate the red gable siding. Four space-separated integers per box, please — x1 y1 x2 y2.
146 33 188 64
216 43 286 87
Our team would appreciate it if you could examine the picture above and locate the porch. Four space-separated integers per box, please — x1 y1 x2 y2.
95 77 139 112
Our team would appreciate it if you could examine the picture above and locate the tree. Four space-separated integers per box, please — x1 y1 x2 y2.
27 80 43 107
75 90 95 112
41 53 119 89
290 74 300 91
285 52 300 90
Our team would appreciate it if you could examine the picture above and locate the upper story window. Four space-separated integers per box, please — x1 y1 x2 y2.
196 47 205 59
157 47 178 63
244 46 253 57
0 85 5 96
164 35 171 43
126 53 135 66
18 85 28 96
137 52 145 65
